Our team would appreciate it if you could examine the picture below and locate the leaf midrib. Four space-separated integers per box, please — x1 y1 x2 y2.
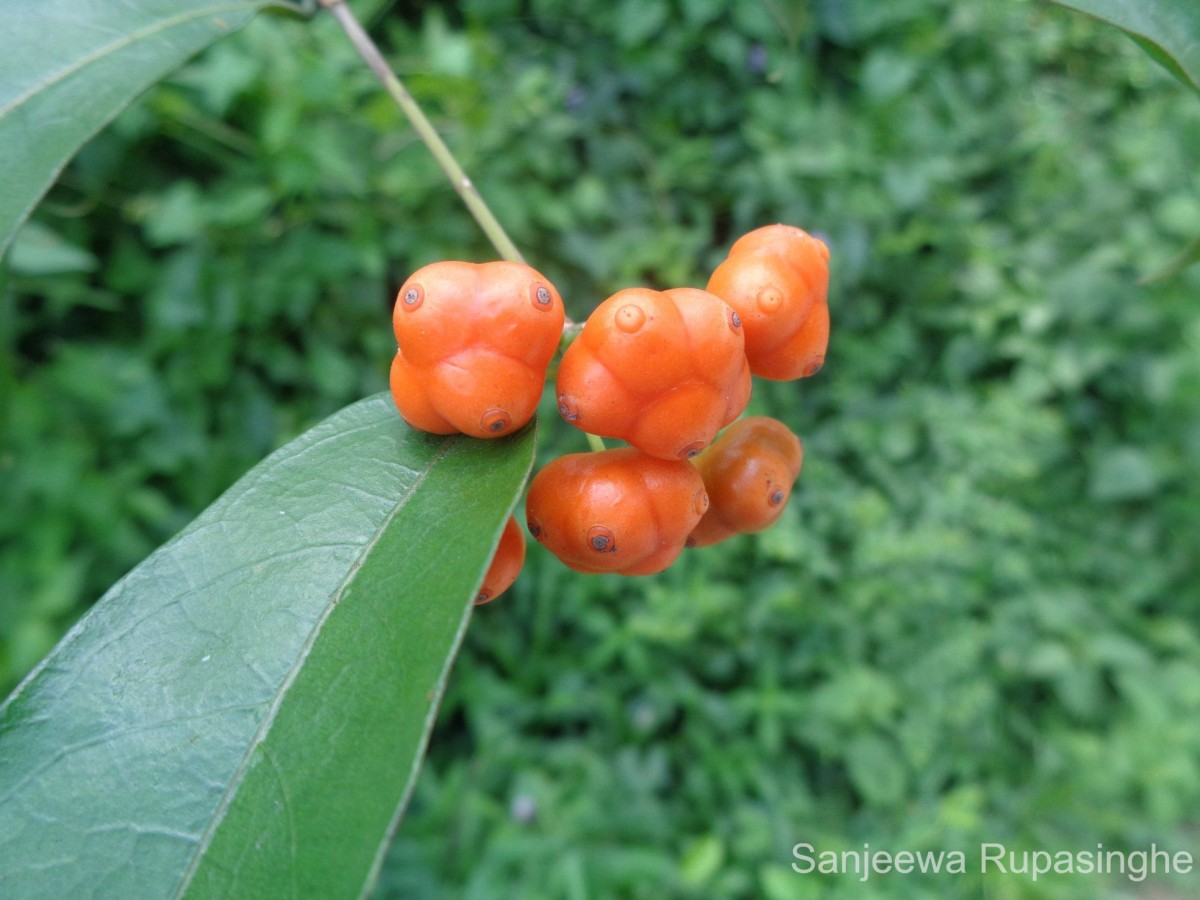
0 2 263 121
169 437 457 899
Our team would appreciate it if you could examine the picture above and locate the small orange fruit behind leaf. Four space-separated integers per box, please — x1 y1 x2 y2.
706 224 829 381
688 416 803 548
475 515 526 605
525 448 709 575
390 260 565 438
555 287 751 460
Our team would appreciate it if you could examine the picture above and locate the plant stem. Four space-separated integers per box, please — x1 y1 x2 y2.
318 0 526 264
585 433 607 453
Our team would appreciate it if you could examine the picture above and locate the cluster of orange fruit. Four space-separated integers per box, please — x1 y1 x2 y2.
388 225 830 604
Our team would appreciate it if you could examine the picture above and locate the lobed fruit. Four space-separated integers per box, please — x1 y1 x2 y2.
705 224 829 381
555 286 751 460
688 416 803 548
475 515 526 605
390 260 564 438
525 448 709 575
385 233 828 597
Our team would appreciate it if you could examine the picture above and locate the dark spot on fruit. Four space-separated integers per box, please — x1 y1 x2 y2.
587 525 616 553
401 284 424 310
481 408 511 433
558 394 580 422
530 282 554 309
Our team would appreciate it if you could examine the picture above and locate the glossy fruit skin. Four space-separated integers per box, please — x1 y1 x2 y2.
555 286 752 460
525 448 709 575
688 416 803 548
390 260 565 438
475 515 525 605
705 224 829 381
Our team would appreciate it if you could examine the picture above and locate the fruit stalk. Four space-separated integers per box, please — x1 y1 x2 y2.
318 0 526 265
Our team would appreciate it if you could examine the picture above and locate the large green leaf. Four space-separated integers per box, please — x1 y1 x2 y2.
0 394 536 899
0 0 278 259
1048 0 1200 92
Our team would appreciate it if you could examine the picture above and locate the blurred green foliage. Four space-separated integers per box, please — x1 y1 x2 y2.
3 0 1200 897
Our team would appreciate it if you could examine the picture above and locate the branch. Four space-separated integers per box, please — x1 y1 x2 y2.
318 0 526 264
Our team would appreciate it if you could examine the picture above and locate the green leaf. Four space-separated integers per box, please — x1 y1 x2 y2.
0 394 537 899
1048 0 1200 93
0 0 275 260
680 834 725 887
845 732 907 806
7 220 98 275
1089 444 1159 501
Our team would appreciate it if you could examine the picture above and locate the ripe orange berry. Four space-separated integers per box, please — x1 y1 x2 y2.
705 224 830 381
525 448 709 575
475 515 526 605
390 260 565 438
687 416 803 548
555 287 751 460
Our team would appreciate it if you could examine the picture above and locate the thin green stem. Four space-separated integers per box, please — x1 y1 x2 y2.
585 433 607 453
318 0 525 264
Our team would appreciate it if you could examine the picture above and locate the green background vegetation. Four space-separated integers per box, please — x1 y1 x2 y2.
3 0 1199 896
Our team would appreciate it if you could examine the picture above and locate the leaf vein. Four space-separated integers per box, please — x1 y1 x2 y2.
169 438 461 899
0 3 265 122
